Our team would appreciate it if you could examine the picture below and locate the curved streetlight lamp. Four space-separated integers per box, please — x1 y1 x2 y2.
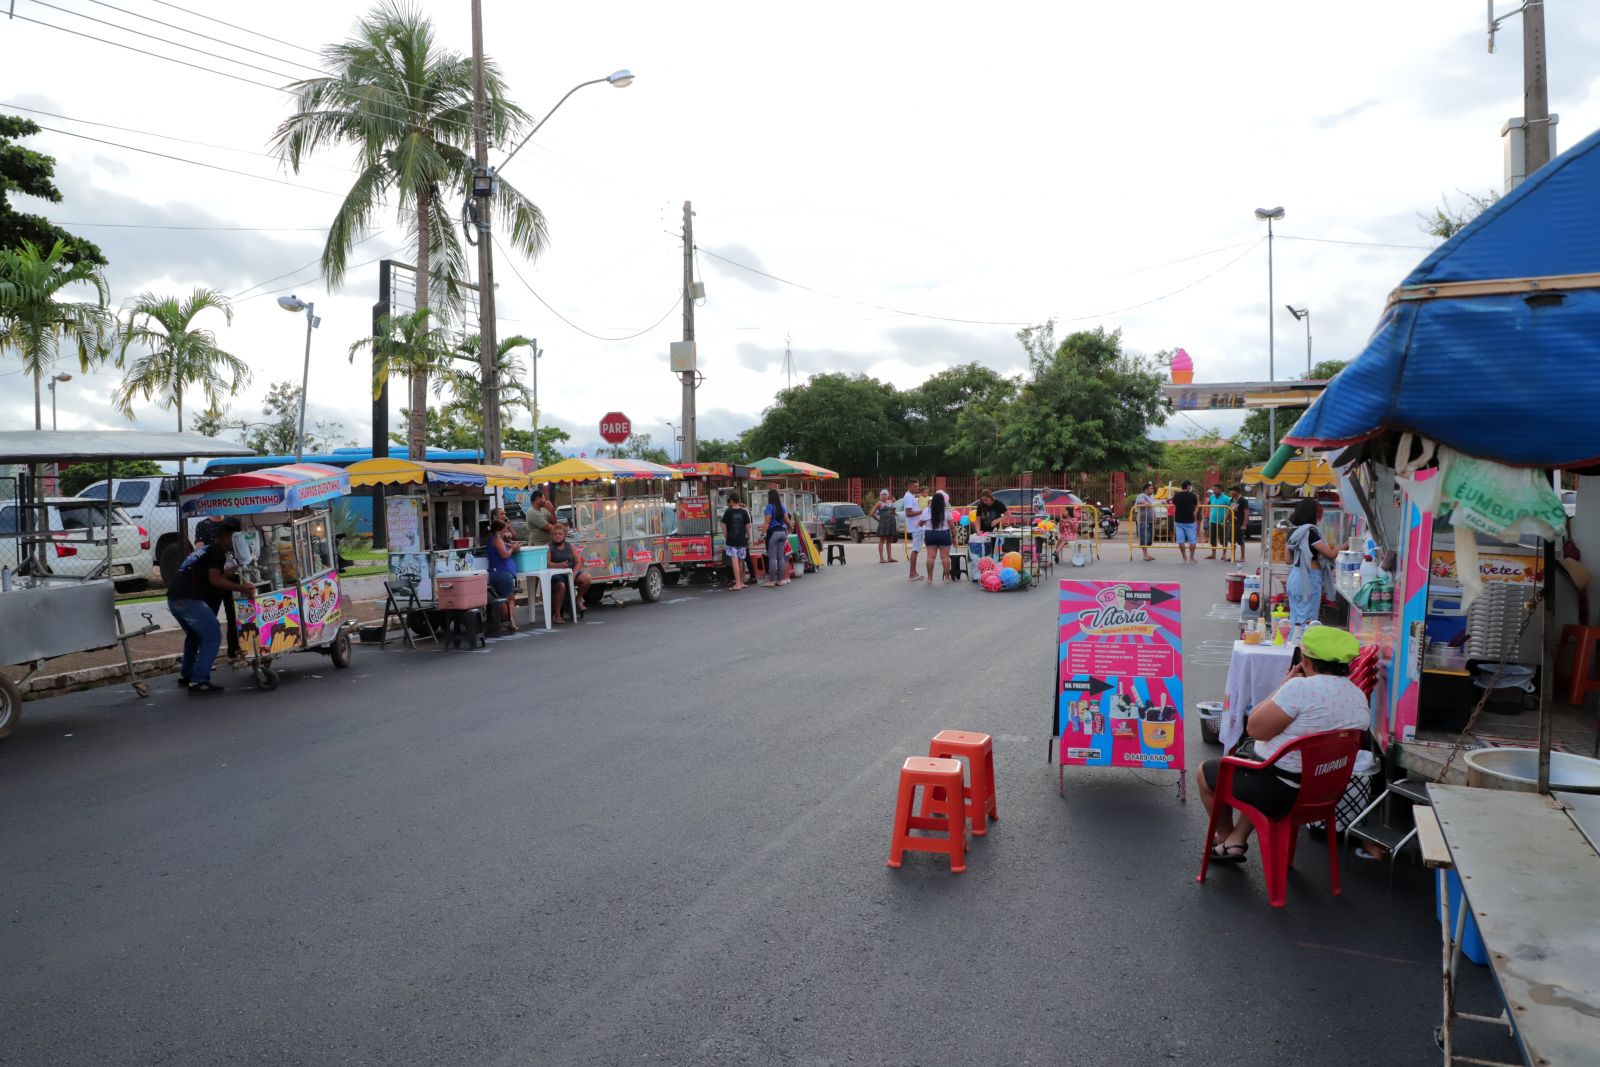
48 373 72 431
278 294 321 462
1254 207 1285 448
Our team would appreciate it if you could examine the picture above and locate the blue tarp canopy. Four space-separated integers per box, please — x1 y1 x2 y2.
1282 123 1600 470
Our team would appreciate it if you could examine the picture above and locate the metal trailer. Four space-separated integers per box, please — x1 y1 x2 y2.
527 457 681 605
0 431 254 739
179 464 357 690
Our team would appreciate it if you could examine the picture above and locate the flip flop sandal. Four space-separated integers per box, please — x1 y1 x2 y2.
188 682 226 694
1210 843 1249 865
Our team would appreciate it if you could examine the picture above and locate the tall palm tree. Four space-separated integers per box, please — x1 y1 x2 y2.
0 239 113 429
272 1 550 460
114 288 250 478
436 332 535 419
350 307 448 420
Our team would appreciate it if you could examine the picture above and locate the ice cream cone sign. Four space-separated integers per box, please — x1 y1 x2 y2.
1170 348 1193 384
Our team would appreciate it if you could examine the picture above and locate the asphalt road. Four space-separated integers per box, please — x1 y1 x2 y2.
1 548 1516 1066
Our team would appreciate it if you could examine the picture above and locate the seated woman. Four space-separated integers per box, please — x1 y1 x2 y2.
1196 626 1369 863
485 518 518 632
546 523 592 623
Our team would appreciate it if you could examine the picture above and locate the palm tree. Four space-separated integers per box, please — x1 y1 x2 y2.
272 1 550 459
0 239 113 429
436 332 535 420
114 288 250 478
350 307 448 421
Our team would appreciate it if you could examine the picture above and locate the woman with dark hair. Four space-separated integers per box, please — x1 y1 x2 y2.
763 488 791 587
1196 626 1368 863
485 518 518 632
1285 496 1337 626
923 489 953 582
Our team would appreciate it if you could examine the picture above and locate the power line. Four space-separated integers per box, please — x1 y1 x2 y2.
2 101 357 175
695 247 1031 326
146 0 325 59
60 222 327 231
230 231 389 300
12 13 289 93
26 0 309 82
32 124 342 196
1056 238 1264 322
494 236 683 341
1277 233 1434 251
73 0 325 75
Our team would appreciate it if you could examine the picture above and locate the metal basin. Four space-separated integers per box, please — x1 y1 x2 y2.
1464 747 1600 794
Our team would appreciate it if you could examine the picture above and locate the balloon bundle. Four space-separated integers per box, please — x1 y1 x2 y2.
975 554 1029 592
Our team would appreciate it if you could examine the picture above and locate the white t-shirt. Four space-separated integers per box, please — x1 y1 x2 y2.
1255 674 1369 775
901 491 927 531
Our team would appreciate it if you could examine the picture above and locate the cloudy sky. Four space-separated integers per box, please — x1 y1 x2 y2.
6 0 1600 461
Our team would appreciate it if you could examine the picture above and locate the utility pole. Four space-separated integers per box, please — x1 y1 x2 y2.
1524 0 1550 172
680 200 697 463
783 332 795 391
469 0 502 464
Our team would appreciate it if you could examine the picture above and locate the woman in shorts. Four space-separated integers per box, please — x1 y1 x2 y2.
922 489 954 582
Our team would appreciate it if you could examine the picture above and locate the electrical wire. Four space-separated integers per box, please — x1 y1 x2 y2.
146 0 325 58
73 0 325 75
229 230 388 299
31 124 343 196
59 222 328 231
1055 239 1264 322
694 247 1031 327
232 246 405 305
12 13 290 93
1276 234 1435 251
494 236 683 341
26 0 309 82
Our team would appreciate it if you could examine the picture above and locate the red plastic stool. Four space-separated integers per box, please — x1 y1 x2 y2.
887 757 967 873
920 729 999 835
1555 625 1600 706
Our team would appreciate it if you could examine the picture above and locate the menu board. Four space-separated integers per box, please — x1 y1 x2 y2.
1054 580 1185 773
385 496 425 554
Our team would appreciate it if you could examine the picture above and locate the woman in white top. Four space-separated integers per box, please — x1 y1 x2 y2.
1196 626 1369 864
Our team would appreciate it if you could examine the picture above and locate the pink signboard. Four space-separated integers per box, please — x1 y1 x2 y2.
1055 580 1185 780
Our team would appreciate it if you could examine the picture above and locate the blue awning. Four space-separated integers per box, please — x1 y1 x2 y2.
1283 123 1600 470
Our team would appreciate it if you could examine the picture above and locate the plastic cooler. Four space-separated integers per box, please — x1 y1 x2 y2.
514 546 548 574
435 571 488 610
1436 868 1488 966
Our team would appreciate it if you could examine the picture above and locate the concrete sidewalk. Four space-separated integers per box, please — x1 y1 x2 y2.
117 572 394 633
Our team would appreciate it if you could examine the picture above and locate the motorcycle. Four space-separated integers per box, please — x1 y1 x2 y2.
1096 503 1120 539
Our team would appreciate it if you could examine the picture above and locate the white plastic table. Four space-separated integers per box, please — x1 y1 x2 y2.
1221 640 1296 750
519 570 581 631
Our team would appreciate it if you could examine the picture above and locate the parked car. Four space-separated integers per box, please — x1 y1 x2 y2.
1562 489 1577 518
1243 497 1263 538
78 476 181 562
816 501 871 542
967 487 1084 520
0 497 153 590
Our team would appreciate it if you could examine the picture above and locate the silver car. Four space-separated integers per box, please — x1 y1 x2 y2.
0 497 154 590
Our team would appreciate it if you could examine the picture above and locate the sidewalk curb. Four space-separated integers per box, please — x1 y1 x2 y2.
21 653 181 701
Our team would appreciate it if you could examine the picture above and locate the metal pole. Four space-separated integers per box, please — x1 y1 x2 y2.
1266 218 1276 450
50 382 57 431
680 200 697 463
469 0 501 465
1304 310 1312 375
531 339 540 466
294 301 314 463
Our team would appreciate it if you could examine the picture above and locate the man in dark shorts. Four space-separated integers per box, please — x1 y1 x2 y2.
1171 480 1200 563
720 493 753 589
546 523 591 623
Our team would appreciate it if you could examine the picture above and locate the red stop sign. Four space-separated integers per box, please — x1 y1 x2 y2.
599 411 632 444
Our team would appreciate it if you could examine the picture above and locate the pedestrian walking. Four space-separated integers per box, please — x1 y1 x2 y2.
923 489 954 582
1172 480 1200 563
721 493 754 589
763 488 792 587
900 479 926 581
871 489 898 563
1135 481 1158 561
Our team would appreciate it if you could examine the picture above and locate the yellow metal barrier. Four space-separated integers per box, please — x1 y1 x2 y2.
1126 504 1240 562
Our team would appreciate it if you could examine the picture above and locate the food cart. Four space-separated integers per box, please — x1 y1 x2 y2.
1240 457 1347 610
345 458 528 606
0 430 254 737
666 462 769 580
179 463 355 690
749 457 831 574
525 457 678 604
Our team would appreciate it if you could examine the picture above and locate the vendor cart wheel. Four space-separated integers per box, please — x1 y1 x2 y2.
638 565 665 603
583 586 605 607
330 630 353 669
254 666 279 691
0 675 22 741
133 682 151 698
853 529 865 544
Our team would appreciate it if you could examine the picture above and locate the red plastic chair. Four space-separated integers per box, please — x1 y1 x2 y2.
1196 728 1365 908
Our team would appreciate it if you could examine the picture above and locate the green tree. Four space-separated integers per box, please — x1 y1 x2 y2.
502 424 570 467
695 436 750 465
600 432 670 465
392 405 479 451
1236 358 1350 461
1420 190 1498 242
58 459 161 497
991 322 1168 473
273 2 549 460
1160 434 1248 487
0 114 105 267
218 381 351 456
436 332 536 425
113 289 250 469
904 362 1015 466
350 307 448 429
0 239 113 429
744 373 910 473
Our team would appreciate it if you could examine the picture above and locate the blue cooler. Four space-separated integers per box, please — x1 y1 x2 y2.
514 546 549 574
1436 868 1488 966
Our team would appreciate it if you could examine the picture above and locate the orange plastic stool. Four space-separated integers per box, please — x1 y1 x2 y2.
1555 625 1600 706
921 729 1000 836
887 757 967 873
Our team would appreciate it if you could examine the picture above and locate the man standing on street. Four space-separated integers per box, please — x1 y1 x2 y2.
901 479 926 581
1205 484 1231 560
524 488 554 546
1172 480 1200 564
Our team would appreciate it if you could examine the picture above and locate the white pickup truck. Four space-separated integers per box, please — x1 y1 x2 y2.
78 476 184 565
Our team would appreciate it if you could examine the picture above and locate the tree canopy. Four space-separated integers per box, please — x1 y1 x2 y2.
1236 358 1351 460
0 115 105 267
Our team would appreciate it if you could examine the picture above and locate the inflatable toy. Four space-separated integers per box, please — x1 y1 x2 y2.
980 572 1003 591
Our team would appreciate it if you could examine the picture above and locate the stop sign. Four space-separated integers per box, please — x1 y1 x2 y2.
599 411 632 444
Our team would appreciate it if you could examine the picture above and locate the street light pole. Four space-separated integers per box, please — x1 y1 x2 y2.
277 295 320 462
48 373 71 431
1286 305 1311 374
1254 207 1285 449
